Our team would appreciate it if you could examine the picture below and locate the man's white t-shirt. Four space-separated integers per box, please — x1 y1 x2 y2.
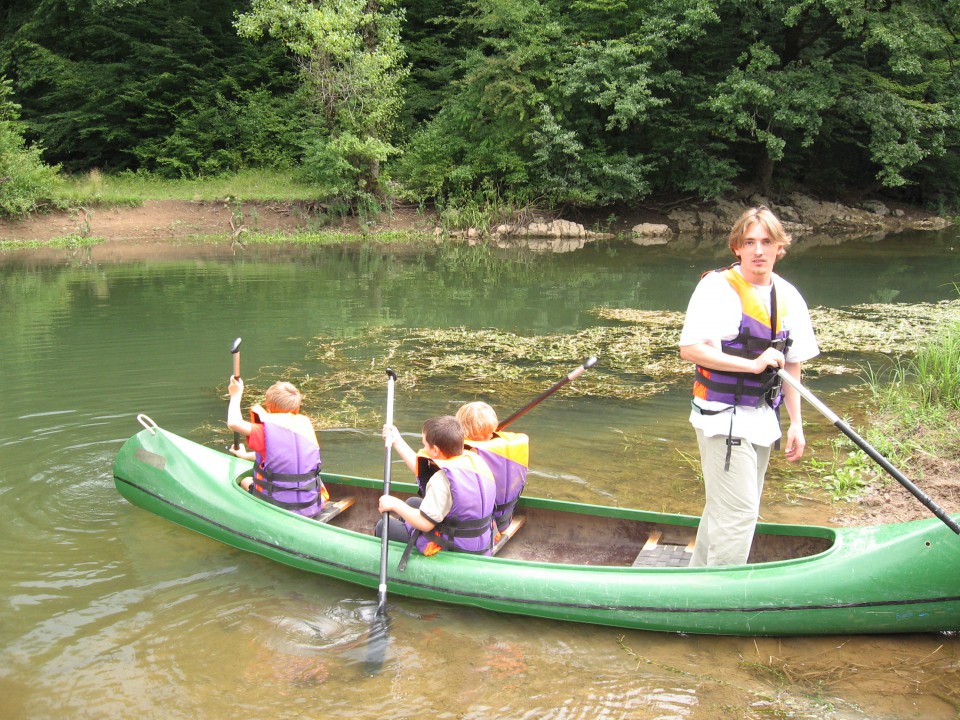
679 266 820 446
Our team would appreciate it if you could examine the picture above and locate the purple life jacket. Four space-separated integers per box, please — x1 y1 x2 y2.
693 266 791 409
411 452 496 555
465 431 528 531
250 405 323 517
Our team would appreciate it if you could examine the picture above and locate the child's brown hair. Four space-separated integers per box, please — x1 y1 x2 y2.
422 415 464 458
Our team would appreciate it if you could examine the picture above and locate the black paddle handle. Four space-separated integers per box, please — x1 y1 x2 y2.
377 368 397 615
778 369 960 535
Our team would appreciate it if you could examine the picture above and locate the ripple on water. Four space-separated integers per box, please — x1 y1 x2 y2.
2 446 122 536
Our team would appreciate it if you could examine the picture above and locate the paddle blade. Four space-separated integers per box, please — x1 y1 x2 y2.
363 611 390 676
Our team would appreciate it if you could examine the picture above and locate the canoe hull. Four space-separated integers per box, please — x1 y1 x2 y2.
113 424 960 636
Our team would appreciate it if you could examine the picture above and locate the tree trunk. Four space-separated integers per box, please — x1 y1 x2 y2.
363 0 382 197
756 149 774 197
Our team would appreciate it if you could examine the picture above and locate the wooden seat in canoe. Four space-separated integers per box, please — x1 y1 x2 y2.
631 529 696 568
314 496 356 524
491 515 526 556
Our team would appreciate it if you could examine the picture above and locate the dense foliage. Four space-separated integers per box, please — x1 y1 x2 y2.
235 0 408 211
1 0 302 177
1 0 958 215
0 77 60 216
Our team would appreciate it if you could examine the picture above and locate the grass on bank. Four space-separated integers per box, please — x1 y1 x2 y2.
802 318 960 502
54 168 323 207
15 169 437 247
0 235 103 252
190 230 429 246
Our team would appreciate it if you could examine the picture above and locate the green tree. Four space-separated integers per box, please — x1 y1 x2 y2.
394 0 468 136
397 0 661 208
701 0 956 196
0 76 60 217
235 0 409 205
1 0 300 176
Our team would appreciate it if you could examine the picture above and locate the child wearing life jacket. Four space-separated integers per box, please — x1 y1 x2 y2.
455 401 529 534
227 376 327 518
377 415 496 557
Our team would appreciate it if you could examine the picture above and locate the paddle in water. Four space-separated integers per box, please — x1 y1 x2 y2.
229 337 242 450
365 368 397 675
777 369 960 535
497 355 598 431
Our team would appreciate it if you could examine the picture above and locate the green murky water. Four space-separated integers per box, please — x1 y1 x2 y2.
2 230 959 719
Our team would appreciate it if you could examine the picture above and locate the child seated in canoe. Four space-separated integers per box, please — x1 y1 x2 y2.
378 415 496 557
456 401 529 534
227 376 328 518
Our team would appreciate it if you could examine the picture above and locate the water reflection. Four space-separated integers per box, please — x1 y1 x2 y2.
0 232 958 719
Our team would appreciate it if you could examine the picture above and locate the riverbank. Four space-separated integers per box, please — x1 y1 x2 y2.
0 193 953 247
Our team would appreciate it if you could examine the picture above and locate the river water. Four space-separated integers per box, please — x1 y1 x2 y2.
1 228 959 719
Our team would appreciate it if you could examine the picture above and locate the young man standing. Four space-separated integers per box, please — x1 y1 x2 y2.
679 206 819 567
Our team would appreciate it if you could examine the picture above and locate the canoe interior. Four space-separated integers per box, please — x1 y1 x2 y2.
320 476 835 568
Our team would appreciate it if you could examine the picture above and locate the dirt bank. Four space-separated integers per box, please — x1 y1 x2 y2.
0 194 951 247
0 199 381 243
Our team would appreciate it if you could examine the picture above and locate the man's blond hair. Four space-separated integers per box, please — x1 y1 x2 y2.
728 206 792 257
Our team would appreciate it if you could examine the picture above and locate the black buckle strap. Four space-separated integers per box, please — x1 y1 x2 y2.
397 529 420 572
256 469 319 493
250 490 319 511
493 497 520 530
396 513 495 572
436 514 493 537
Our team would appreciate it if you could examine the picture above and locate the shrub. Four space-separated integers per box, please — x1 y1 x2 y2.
0 77 61 217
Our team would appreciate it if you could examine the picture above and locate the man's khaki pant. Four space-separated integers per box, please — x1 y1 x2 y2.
688 428 771 567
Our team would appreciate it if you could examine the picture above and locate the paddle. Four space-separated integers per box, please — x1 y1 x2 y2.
777 368 960 535
365 367 397 675
229 337 242 450
497 356 598 431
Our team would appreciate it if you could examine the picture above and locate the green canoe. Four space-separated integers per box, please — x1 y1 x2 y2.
113 416 960 636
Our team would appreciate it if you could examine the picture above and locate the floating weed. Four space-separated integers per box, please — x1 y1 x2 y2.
808 300 960 354
675 447 703 484
597 300 960 356
296 325 679 413
742 640 960 705
212 299 960 438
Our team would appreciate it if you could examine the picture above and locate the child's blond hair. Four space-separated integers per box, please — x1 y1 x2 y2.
263 381 302 413
456 401 498 441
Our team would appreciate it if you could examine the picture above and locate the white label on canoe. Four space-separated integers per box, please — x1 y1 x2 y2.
135 448 167 470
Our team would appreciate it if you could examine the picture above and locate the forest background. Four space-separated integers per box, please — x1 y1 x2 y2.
1 0 960 223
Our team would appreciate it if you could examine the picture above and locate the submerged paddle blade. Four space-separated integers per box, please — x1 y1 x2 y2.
363 611 391 676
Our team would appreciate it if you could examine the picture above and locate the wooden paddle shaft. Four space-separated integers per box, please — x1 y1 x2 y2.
230 338 241 449
497 355 598 431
